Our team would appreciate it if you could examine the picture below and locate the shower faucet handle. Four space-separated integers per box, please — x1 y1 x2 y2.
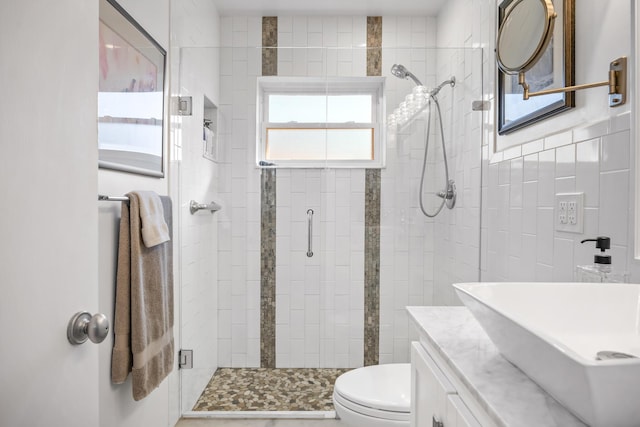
436 180 457 209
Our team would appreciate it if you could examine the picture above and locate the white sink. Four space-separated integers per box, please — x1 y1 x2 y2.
454 282 640 427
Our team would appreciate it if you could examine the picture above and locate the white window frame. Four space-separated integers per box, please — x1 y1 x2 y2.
256 76 386 168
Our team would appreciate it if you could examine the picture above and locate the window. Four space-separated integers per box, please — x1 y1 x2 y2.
257 77 386 168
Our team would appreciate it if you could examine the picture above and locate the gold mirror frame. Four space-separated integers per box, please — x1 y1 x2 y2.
496 0 557 74
497 0 575 134
496 0 626 136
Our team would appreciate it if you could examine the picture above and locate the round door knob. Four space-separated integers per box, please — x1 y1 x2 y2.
87 313 109 343
67 311 110 345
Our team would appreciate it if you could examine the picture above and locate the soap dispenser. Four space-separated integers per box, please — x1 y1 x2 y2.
575 236 629 283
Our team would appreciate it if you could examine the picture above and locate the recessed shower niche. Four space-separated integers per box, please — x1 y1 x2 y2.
203 95 218 162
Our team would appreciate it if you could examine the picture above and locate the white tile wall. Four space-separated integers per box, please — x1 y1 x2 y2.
217 16 263 367
482 116 632 282
432 45 483 306
380 17 484 364
218 13 484 367
278 16 367 77
274 16 367 367
218 16 370 368
275 169 366 368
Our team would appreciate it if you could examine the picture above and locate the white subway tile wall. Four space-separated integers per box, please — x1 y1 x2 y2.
216 15 484 367
380 17 438 364
275 16 367 368
274 169 366 368
380 17 483 363
216 16 262 368
432 44 483 307
481 115 632 282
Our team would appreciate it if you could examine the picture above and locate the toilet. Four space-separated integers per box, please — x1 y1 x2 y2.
333 363 411 427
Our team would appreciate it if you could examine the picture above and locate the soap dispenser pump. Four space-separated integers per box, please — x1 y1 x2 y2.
581 236 611 265
575 236 628 283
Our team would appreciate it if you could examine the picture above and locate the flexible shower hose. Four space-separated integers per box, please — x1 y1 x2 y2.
418 95 450 218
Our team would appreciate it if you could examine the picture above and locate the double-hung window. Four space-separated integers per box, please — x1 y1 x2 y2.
257 76 385 168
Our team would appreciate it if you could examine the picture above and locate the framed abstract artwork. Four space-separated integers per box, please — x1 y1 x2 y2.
98 0 166 177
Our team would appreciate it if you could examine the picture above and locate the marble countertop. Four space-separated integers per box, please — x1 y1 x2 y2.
406 306 587 427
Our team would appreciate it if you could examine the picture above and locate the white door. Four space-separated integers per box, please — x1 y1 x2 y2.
0 1 100 426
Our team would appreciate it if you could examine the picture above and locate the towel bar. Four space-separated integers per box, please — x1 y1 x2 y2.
189 200 222 215
98 194 130 202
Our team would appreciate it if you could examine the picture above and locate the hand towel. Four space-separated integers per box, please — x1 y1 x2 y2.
135 191 170 248
111 193 174 401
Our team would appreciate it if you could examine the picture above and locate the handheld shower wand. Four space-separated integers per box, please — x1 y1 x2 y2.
390 63 457 217
391 64 423 86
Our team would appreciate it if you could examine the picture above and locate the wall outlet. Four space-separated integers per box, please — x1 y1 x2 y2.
556 193 584 233
558 201 568 224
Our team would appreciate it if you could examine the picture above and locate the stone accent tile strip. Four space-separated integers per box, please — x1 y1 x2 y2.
364 169 381 366
262 17 278 76
260 169 277 368
364 17 382 367
192 368 350 411
366 17 382 77
261 17 278 368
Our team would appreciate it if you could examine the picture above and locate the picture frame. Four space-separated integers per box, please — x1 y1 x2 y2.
497 0 575 135
98 0 166 177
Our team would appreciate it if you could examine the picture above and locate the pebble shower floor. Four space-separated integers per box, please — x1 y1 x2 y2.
193 368 350 411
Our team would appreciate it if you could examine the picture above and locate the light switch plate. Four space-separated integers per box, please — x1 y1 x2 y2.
556 193 584 233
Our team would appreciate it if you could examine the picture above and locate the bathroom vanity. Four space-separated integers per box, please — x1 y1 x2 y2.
407 307 587 427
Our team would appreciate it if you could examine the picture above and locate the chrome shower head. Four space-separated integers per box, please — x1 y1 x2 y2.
391 63 423 86
390 63 408 79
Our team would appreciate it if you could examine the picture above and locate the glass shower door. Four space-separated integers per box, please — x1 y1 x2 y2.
174 46 223 414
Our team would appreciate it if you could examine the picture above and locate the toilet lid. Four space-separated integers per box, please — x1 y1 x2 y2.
334 364 411 413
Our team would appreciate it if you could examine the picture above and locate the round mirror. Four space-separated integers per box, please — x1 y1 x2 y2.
496 0 556 74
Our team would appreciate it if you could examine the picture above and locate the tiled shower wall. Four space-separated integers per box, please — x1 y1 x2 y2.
379 23 483 361
275 169 366 368
216 17 263 368
277 16 367 77
379 18 439 363
431 48 483 305
275 16 368 368
216 15 483 367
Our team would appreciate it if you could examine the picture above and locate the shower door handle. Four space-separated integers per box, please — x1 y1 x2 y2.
307 209 314 257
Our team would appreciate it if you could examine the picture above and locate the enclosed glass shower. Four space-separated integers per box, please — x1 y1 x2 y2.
172 44 483 415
